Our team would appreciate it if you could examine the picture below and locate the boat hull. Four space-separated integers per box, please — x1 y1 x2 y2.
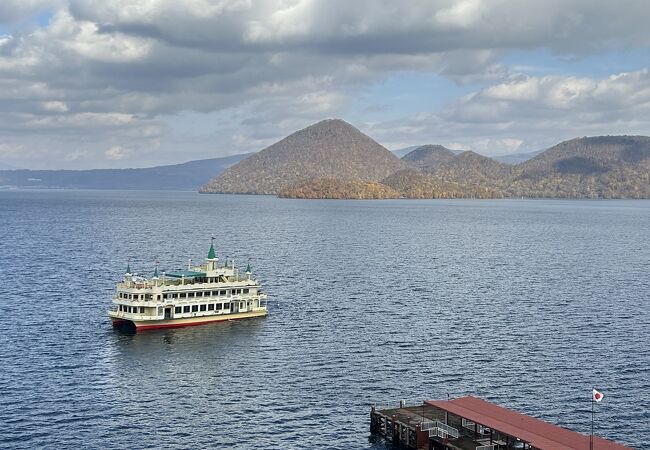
111 310 267 331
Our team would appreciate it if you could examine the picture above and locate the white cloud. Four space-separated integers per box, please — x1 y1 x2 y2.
1 0 650 167
370 68 650 155
41 100 68 112
450 69 650 120
105 145 129 160
434 0 484 28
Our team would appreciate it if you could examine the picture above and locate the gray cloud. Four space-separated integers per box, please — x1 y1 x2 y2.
1 1 650 168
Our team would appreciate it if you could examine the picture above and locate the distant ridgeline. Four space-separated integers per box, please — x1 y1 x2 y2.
0 154 250 190
4 120 648 198
201 120 650 199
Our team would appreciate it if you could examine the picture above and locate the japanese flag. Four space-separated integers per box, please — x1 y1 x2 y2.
593 389 604 402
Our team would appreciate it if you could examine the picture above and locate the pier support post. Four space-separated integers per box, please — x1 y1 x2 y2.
415 423 429 449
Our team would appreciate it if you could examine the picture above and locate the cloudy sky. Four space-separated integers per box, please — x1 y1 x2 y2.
1 0 650 169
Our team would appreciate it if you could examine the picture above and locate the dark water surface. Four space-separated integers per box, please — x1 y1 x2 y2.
0 191 648 449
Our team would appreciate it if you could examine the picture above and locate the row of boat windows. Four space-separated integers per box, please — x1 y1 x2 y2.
119 305 146 313
118 304 235 314
165 288 249 299
175 304 229 313
118 288 250 301
119 293 160 300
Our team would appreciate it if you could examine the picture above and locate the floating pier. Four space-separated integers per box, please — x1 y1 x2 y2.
370 396 632 450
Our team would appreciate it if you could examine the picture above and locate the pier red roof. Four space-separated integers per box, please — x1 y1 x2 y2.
425 396 632 450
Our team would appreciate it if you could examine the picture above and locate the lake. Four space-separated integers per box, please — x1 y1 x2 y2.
0 190 648 449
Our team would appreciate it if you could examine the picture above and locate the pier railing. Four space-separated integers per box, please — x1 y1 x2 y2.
421 420 459 439
372 398 426 411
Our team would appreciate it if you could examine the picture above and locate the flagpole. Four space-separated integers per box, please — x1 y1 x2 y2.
590 388 594 450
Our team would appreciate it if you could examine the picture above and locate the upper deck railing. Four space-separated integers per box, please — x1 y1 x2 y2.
117 275 254 290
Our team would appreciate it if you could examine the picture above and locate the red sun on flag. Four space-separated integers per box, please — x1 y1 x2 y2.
592 389 604 402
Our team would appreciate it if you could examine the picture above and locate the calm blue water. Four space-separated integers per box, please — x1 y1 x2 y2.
0 191 648 449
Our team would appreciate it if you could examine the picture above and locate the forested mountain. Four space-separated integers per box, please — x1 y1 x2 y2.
402 145 457 170
381 169 503 199
398 137 649 198
506 136 650 198
200 119 407 194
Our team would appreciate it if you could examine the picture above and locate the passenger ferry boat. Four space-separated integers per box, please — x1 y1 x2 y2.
108 239 268 330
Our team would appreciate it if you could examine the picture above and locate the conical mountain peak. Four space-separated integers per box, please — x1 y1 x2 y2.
201 119 407 195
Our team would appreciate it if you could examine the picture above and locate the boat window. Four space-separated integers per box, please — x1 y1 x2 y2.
243 289 249 294
189 292 195 298
220 290 226 296
191 305 198 312
200 305 207 312
211 291 218 296
207 304 214 311
183 306 190 313
175 306 181 313
172 293 178 299
179 293 186 298
140 307 145 313
215 303 222 310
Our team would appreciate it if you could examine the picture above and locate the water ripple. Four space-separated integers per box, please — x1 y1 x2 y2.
0 192 648 449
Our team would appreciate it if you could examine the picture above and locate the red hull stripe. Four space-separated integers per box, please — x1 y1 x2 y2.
135 317 251 331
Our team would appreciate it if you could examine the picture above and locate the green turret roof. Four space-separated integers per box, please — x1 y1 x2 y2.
126 262 131 274
153 266 159 278
246 262 251 273
207 242 216 259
